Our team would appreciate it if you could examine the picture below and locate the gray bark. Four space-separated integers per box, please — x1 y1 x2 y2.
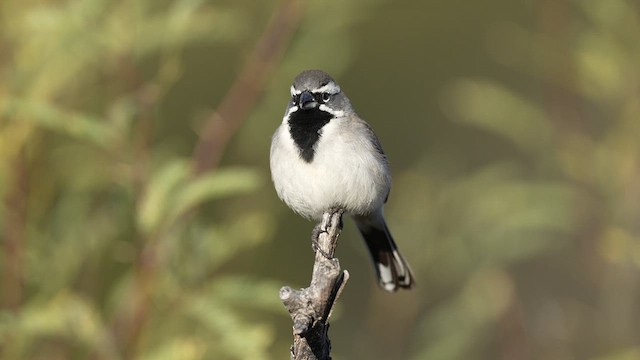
280 209 349 360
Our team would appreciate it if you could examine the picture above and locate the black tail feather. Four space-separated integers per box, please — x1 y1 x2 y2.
356 219 414 292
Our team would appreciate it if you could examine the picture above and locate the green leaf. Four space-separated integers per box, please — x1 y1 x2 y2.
10 291 119 359
3 98 118 147
137 159 191 234
184 297 273 360
442 80 553 159
166 167 262 223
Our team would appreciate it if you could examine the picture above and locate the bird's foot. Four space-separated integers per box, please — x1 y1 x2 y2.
327 207 344 230
311 208 344 259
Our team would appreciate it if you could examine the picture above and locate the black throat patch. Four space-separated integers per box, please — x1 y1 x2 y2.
288 107 333 162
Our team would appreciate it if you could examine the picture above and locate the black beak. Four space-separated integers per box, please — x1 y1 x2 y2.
298 91 318 110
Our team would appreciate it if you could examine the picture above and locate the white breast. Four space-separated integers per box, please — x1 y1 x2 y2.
270 116 391 220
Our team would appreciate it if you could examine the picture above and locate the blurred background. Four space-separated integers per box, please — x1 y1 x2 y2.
1 0 639 359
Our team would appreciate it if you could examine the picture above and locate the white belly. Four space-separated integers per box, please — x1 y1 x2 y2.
270 118 390 220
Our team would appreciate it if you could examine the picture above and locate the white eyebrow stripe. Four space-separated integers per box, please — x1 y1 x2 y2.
315 82 341 94
290 82 341 96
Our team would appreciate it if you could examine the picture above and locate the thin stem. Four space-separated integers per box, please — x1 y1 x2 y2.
192 0 304 175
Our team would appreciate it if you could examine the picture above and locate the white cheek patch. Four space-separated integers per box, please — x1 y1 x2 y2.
319 104 344 117
283 105 299 123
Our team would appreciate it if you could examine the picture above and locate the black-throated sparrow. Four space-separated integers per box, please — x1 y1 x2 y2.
270 70 414 292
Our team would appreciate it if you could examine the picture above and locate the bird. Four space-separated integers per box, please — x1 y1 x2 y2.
270 69 414 292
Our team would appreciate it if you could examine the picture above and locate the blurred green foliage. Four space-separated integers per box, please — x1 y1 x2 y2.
0 0 281 358
1 0 639 359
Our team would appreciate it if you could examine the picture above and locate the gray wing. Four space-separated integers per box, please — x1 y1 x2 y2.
355 117 391 203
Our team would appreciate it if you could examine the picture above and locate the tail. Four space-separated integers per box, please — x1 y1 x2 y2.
354 212 415 292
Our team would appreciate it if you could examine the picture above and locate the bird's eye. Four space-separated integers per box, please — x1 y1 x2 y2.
321 93 331 102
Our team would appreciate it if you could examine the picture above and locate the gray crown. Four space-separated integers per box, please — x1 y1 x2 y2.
292 70 336 91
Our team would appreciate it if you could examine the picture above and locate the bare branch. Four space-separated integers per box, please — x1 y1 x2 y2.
280 210 349 360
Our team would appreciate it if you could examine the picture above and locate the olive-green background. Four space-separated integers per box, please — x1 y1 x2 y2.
1 0 639 359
